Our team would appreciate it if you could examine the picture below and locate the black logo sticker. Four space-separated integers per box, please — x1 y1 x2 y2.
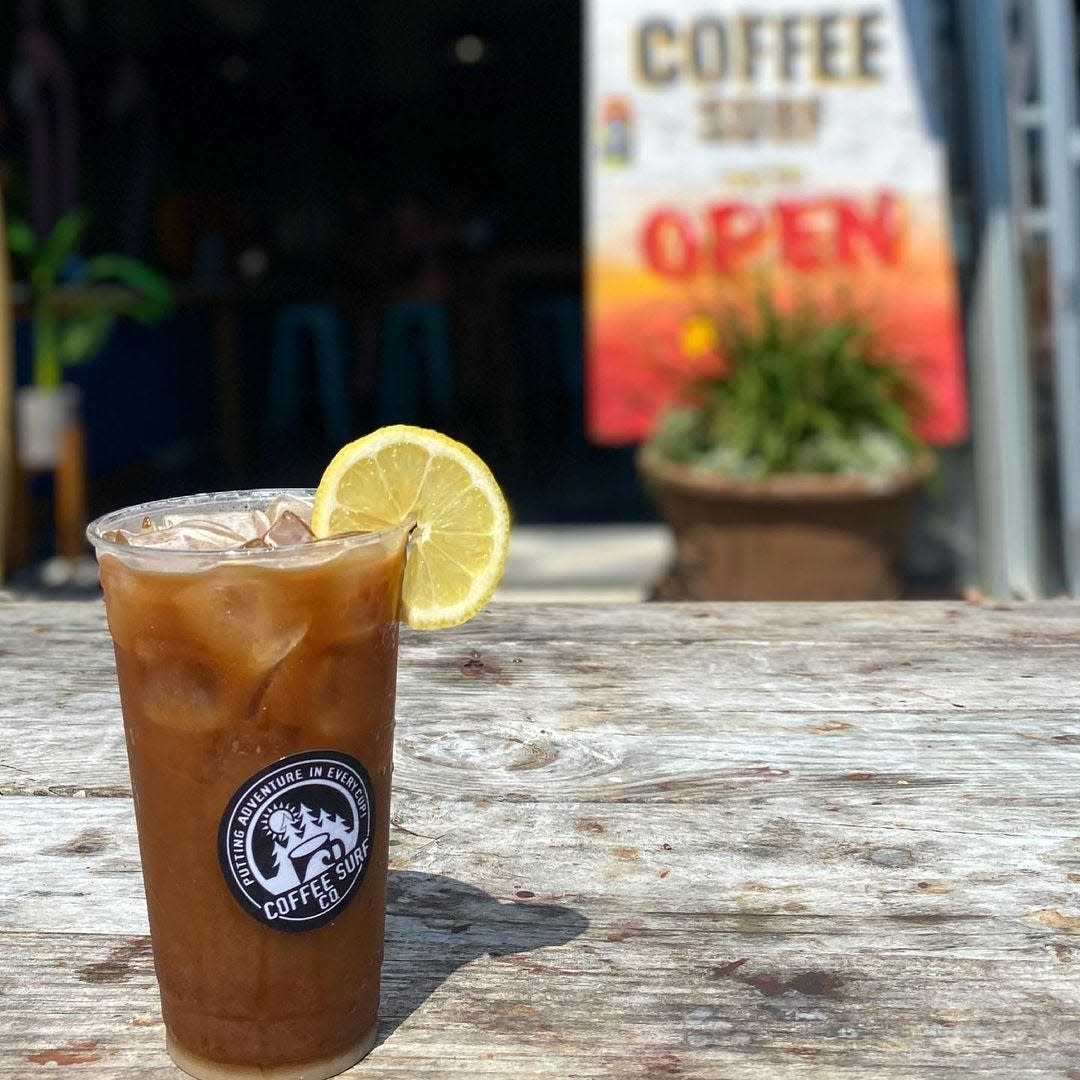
218 750 374 932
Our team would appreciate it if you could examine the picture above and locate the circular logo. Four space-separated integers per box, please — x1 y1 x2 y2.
217 750 374 932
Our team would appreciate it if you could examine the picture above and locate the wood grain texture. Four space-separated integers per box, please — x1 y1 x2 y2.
1 599 1079 1077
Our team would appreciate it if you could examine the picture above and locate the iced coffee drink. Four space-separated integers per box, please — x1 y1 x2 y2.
89 491 409 1079
89 426 511 1079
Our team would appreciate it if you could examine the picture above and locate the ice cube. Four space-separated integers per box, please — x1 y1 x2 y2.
302 632 396 739
170 576 311 672
161 510 270 541
112 518 252 550
261 510 315 548
266 495 313 527
102 497 315 552
253 642 365 738
138 653 225 731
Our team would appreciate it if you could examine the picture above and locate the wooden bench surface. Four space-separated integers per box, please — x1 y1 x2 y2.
1 599 1078 1077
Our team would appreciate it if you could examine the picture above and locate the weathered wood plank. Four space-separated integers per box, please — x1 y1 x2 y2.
6 709 1080 804
5 796 1079 933
3 601 1080 800
2 924 1077 1078
1 600 1079 1077
6 595 1080 647
2 795 1079 1074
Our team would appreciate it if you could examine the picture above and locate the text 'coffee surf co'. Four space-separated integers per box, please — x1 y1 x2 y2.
587 0 966 446
218 751 375 932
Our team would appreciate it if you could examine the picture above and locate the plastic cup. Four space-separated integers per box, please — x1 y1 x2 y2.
88 490 409 1080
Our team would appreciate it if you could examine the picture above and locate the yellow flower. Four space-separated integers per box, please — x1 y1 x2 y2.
679 315 718 362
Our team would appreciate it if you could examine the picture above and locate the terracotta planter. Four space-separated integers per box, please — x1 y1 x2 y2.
638 447 932 601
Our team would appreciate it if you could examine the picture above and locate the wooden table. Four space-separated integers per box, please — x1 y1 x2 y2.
1 599 1078 1077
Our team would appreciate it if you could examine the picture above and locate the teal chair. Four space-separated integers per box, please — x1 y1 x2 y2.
376 302 454 425
264 304 352 444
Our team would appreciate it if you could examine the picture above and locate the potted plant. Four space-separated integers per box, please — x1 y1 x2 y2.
7 208 172 468
638 294 933 601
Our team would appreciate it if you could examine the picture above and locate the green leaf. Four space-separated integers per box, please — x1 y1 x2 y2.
36 209 89 288
57 312 117 366
85 254 173 322
7 219 37 258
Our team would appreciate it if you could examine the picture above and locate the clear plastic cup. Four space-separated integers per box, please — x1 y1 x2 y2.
88 490 410 1079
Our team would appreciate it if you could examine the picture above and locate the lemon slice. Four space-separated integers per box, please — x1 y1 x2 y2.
312 426 510 630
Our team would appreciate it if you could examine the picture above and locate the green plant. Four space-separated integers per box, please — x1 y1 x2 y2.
646 294 926 479
7 208 172 389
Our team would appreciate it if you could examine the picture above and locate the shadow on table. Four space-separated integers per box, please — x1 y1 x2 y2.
377 869 588 1046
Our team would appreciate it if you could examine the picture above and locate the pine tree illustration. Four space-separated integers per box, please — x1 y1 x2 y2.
270 840 289 875
298 803 320 839
288 813 303 842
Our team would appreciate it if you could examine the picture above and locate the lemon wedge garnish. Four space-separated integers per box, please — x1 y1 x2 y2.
312 425 510 630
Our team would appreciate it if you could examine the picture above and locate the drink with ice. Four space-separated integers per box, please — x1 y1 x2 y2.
88 490 410 1080
88 426 511 1078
